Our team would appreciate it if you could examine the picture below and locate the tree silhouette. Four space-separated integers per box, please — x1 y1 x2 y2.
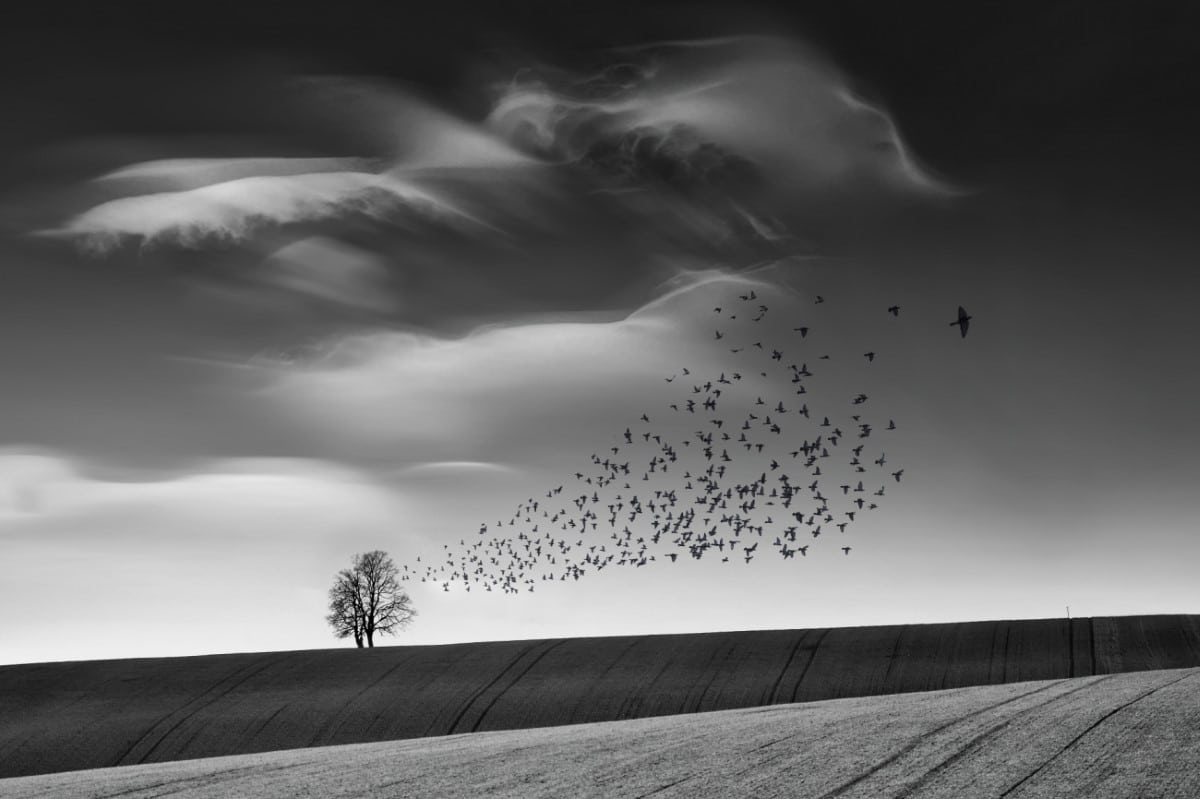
326 567 366 647
326 550 416 647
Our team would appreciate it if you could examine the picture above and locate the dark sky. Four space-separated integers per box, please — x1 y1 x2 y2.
4 2 1198 164
2 1 1198 664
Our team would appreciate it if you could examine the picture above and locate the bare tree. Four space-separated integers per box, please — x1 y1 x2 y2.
326 567 366 647
326 550 416 648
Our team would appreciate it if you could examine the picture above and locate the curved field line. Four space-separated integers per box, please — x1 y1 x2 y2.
441 641 545 736
815 676 1116 799
881 625 907 687
591 637 645 687
7 669 1199 799
171 724 209 760
112 655 281 767
634 776 693 798
997 669 1200 798
134 656 287 765
889 675 1122 798
87 764 263 799
767 630 810 704
561 637 644 724
618 656 676 720
247 704 289 740
789 627 831 702
91 759 309 799
686 639 737 714
306 650 421 746
468 639 568 733
731 727 814 778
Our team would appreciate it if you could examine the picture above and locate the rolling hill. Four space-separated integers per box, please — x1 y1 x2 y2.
3 614 1199 779
5 667 1199 798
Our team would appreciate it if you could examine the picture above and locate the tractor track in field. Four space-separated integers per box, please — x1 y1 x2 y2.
685 638 738 714
307 649 422 745
91 760 308 799
616 656 675 720
789 627 830 702
815 675 1118 799
112 654 285 767
439 641 547 736
559 636 644 724
468 639 568 732
881 625 906 687
633 775 694 798
996 669 1200 798
767 630 811 704
887 675 1123 798
5 668 1200 799
8 616 1200 781
245 704 289 741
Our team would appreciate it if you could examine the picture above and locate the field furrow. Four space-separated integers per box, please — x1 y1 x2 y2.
4 668 1198 799
4 615 1200 780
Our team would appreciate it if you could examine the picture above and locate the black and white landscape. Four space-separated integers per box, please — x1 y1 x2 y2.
2 1 1199 795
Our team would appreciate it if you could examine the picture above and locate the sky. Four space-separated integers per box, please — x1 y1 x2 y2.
2 1 1199 665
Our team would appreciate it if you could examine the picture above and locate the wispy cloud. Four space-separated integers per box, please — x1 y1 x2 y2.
0 447 405 527
243 267 798 466
487 35 957 196
95 157 376 192
255 236 398 313
36 36 955 268
38 169 490 253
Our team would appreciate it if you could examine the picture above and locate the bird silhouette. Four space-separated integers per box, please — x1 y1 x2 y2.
399 285 922 593
951 306 971 337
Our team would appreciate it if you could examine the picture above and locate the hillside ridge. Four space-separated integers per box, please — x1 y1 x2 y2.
3 614 1199 778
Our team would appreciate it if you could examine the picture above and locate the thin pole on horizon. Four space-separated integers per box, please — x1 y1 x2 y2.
1067 605 1070 620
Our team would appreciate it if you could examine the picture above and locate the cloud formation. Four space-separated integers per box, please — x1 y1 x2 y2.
96 157 376 192
248 266 809 467
36 34 953 288
487 35 955 196
40 168 490 253
255 236 397 313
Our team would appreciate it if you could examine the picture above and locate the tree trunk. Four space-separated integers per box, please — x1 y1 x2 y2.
354 634 363 648
366 629 374 647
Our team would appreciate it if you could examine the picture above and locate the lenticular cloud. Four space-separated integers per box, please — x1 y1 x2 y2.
41 169 486 253
487 35 955 196
35 34 954 263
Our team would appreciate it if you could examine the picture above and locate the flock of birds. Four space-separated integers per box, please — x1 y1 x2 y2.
401 293 972 594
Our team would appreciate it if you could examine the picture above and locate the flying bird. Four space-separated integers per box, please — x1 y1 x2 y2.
951 306 971 337
887 305 900 316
